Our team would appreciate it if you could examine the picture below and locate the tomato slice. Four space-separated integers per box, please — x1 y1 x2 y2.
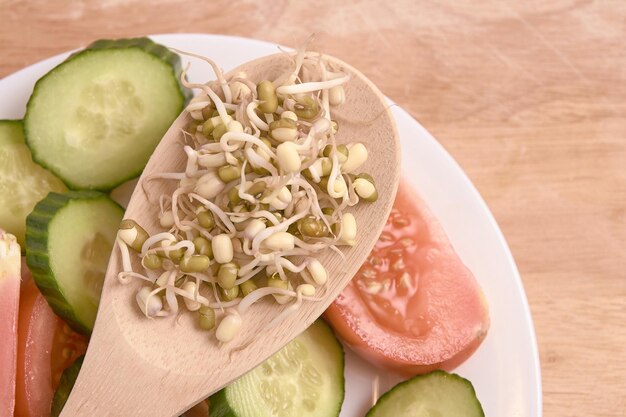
15 268 87 417
0 241 21 417
325 181 489 375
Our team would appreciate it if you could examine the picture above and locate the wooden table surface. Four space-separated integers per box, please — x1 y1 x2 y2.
1 1 624 415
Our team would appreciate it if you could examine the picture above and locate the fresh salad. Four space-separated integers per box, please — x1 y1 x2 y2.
0 37 489 417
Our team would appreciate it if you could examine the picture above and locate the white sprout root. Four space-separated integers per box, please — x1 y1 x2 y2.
115 43 381 344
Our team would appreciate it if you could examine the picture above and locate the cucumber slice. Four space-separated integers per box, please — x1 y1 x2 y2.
26 191 124 334
0 120 23 147
0 120 67 247
210 320 345 417
365 370 484 417
51 355 84 417
24 37 191 191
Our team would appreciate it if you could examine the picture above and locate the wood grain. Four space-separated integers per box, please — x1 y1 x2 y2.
1 1 624 416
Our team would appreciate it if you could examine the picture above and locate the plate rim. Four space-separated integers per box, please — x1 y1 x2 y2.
0 32 542 417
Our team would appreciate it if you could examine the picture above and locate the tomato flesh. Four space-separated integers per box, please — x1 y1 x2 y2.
15 269 86 417
0 255 21 417
325 181 490 375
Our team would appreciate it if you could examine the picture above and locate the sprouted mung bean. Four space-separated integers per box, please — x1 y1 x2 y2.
115 43 379 343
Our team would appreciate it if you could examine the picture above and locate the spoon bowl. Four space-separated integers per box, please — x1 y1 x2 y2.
60 51 400 417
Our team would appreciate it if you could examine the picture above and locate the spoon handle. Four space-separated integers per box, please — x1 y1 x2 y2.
59 304 205 417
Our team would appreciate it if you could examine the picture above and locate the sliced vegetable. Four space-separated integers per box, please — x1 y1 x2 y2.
24 37 191 190
0 120 67 247
0 231 21 417
51 355 84 417
209 320 345 417
26 191 124 334
15 271 86 417
325 181 489 375
365 370 484 417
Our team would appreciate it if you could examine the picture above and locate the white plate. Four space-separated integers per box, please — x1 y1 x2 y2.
0 33 542 416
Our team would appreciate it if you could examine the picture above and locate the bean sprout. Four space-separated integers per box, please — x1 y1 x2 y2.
116 45 381 343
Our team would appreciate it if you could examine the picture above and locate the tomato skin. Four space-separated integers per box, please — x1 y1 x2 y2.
15 269 86 417
325 181 489 376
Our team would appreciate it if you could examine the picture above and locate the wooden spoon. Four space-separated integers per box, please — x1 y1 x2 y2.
60 52 400 417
